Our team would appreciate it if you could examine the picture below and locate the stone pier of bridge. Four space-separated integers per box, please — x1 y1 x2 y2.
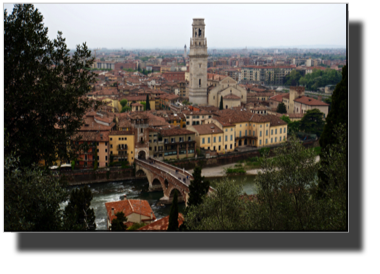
134 158 194 205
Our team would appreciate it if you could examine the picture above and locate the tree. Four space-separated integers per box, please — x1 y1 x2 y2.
186 178 247 230
63 185 96 230
318 65 347 195
185 130 347 231
140 101 147 111
280 115 299 134
276 102 287 114
112 82 117 87
187 166 210 209
299 109 325 137
120 99 128 108
121 106 131 113
283 70 302 86
4 137 68 231
219 96 224 110
111 212 127 231
4 4 95 167
146 94 151 110
167 191 179 231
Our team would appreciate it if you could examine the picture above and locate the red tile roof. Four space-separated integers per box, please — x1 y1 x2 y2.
138 213 184 231
294 96 329 106
191 123 224 135
105 199 156 223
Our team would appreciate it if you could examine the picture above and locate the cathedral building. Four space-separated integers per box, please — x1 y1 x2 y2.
188 18 247 108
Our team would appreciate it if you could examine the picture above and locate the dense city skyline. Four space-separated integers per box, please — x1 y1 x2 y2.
4 3 347 49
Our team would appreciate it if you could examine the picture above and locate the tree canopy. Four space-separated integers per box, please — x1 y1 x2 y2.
120 99 128 108
276 102 287 114
299 69 342 91
4 4 96 167
167 191 179 231
63 185 96 230
187 166 210 209
111 212 128 231
299 109 325 137
283 70 302 86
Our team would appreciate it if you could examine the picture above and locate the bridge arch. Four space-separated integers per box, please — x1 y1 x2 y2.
168 188 185 203
150 178 164 191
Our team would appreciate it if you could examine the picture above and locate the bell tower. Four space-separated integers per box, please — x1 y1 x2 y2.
189 18 208 106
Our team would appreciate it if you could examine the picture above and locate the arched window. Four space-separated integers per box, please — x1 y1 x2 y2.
199 79 201 86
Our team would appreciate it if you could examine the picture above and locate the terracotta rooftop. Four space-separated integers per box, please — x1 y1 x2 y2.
294 96 329 106
191 123 224 135
109 130 134 136
159 127 195 137
224 94 240 100
269 94 286 102
105 199 156 223
138 213 184 231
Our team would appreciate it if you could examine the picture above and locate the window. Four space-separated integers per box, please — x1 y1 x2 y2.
218 145 221 151
284 127 286 133
110 138 113 141
188 136 191 141
105 149 107 153
260 125 262 128
280 136 282 141
199 79 201 86
219 136 221 142
280 128 282 134
208 137 210 143
97 149 99 153
266 130 268 136
271 138 273 143
275 129 277 134
225 135 227 141
225 145 227 149
225 129 228 132
271 129 273 135
260 131 262 137
171 138 174 143
266 139 268 144
275 137 277 142
105 156 108 161
141 128 143 133
259 140 262 145
231 128 233 131
110 145 113 148
239 131 241 137
230 144 233 149
202 138 205 144
119 138 121 140
245 130 247 136
230 135 233 141
240 124 242 127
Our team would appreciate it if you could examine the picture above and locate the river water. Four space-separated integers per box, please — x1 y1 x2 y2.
62 175 258 230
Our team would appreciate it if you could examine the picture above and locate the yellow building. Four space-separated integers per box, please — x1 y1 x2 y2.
102 98 122 113
187 123 225 153
109 130 135 164
204 109 288 148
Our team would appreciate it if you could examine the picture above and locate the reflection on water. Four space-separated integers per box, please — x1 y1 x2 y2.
63 175 258 230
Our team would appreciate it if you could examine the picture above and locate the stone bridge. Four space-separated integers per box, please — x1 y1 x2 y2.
134 158 194 205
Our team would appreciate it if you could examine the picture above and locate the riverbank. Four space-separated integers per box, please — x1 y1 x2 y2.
190 155 320 178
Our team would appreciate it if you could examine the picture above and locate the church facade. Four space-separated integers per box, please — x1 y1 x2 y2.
207 76 247 109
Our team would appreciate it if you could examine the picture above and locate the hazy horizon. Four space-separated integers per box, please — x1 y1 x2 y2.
4 3 347 49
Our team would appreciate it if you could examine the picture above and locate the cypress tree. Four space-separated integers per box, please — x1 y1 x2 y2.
64 185 96 230
167 191 179 231
219 96 224 110
276 102 287 114
111 212 127 231
146 94 151 110
187 166 210 209
318 65 348 196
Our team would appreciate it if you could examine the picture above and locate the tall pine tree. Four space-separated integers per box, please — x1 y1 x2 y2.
146 94 151 110
187 166 210 209
219 96 224 110
276 102 287 114
111 212 128 231
167 191 179 231
318 65 348 195
64 185 96 230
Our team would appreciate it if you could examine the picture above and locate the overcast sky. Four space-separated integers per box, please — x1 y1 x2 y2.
4 3 347 49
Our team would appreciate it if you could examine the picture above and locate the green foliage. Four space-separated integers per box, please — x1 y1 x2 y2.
318 66 347 195
111 211 127 231
219 96 223 110
299 109 325 137
120 99 128 108
276 102 287 114
226 167 246 174
121 106 131 113
283 70 302 86
71 160 76 170
63 185 96 230
112 82 117 87
187 166 210 209
4 150 68 231
146 94 151 110
4 4 95 167
259 147 270 157
123 68 135 72
280 115 291 124
167 191 179 231
128 222 147 230
140 101 147 111
100 57 105 61
299 68 342 91
185 129 347 231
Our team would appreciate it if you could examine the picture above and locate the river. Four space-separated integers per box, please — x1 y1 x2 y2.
62 175 258 230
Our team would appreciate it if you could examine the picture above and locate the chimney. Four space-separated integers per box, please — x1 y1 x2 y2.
124 194 127 200
111 207 114 216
